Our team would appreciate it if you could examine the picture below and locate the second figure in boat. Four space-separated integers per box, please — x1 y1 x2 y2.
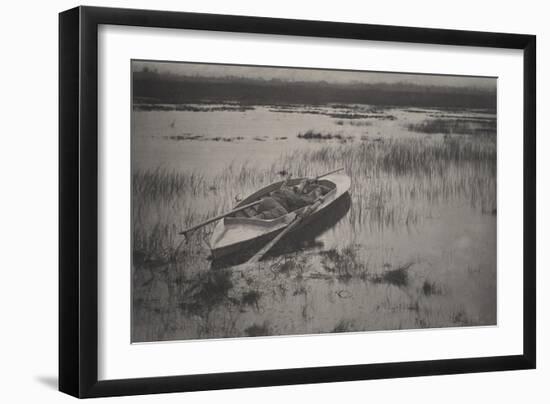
234 177 332 220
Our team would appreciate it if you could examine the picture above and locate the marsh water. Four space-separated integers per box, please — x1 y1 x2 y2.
132 104 496 342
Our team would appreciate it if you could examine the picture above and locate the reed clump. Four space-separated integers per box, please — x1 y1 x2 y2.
371 262 414 288
332 319 356 333
407 118 496 135
245 322 270 337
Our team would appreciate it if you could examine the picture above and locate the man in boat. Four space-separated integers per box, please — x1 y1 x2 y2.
298 179 332 199
239 178 331 220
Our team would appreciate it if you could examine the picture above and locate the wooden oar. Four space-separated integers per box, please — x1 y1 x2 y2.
248 193 329 264
314 167 344 180
281 167 343 189
179 199 263 237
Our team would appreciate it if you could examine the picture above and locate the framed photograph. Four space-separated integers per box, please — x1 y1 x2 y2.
59 6 536 398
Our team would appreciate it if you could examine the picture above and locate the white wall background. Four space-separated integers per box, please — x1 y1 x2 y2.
0 0 546 402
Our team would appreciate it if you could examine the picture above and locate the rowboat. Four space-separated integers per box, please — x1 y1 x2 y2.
210 173 351 259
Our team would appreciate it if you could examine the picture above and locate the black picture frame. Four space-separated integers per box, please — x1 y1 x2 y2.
59 6 536 398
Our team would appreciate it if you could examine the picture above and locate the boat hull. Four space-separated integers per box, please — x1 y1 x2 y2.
210 173 351 260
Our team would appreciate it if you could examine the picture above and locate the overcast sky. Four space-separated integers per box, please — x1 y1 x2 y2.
133 60 496 89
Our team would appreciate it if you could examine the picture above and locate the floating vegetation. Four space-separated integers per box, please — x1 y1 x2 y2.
165 135 247 142
406 109 432 113
245 322 270 337
371 262 414 288
429 114 496 121
275 258 301 275
332 319 355 333
269 107 395 120
319 247 365 280
329 113 396 120
335 119 373 126
134 103 255 112
166 134 203 141
451 309 472 326
297 130 343 140
407 118 496 135
176 269 235 316
191 270 233 308
422 280 442 296
241 290 262 309
268 108 323 115
330 104 386 113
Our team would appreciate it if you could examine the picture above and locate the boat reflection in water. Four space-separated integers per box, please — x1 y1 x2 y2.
210 192 351 269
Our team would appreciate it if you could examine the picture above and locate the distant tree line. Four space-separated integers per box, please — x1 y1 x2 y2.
132 70 496 110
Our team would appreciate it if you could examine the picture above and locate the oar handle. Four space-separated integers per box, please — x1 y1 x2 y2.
314 167 344 180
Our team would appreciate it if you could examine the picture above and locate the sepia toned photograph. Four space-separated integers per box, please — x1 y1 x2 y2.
131 60 497 343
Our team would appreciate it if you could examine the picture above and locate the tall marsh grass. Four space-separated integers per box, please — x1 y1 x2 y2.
133 135 496 264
